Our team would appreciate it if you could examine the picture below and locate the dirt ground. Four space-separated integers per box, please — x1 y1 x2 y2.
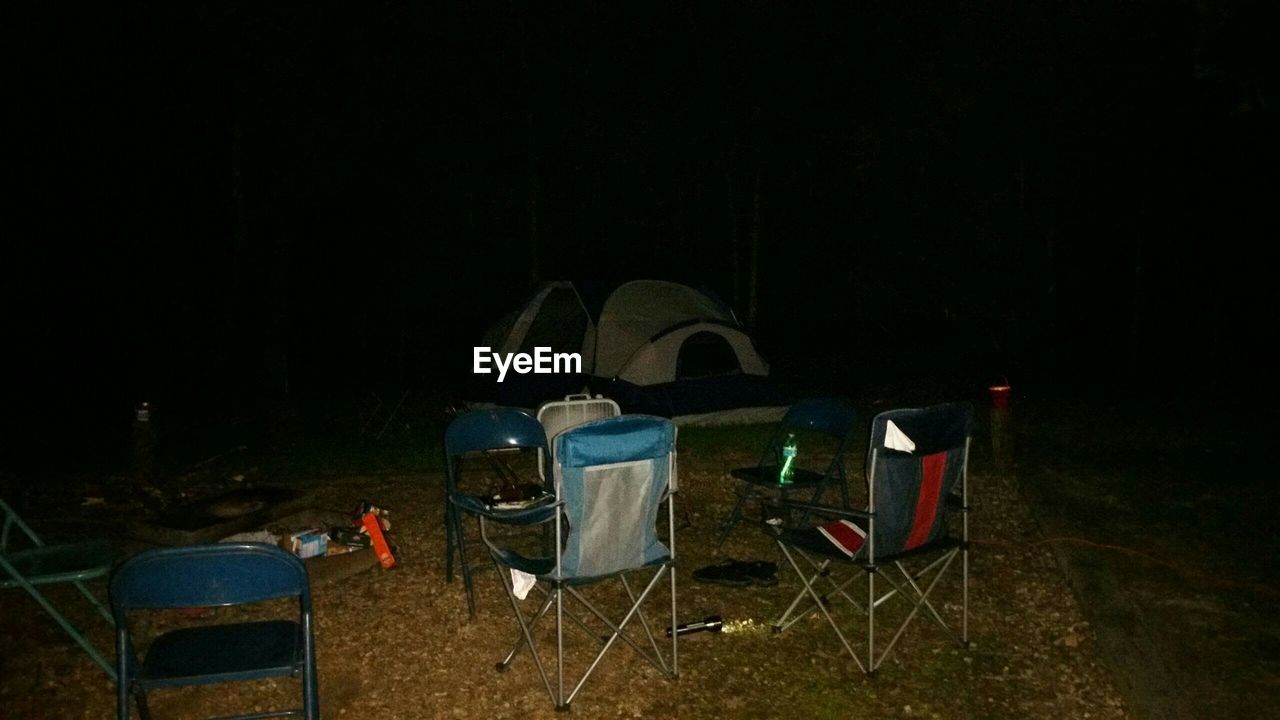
1012 401 1280 720
0 424 1128 719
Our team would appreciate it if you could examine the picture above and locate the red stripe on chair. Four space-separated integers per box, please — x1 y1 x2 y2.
905 451 947 550
817 519 866 558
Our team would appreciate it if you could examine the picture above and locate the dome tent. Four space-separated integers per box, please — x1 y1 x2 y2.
478 280 784 420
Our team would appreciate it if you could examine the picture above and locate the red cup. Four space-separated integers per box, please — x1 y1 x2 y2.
988 384 1011 409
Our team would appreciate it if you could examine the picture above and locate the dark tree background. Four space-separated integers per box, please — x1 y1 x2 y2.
5 1 1277 471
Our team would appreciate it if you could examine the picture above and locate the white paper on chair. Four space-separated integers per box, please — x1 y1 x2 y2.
511 569 537 600
884 420 916 453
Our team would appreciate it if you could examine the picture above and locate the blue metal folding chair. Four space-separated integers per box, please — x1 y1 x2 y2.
716 397 856 549
457 415 680 710
770 402 973 673
110 543 319 720
0 496 116 679
444 407 553 617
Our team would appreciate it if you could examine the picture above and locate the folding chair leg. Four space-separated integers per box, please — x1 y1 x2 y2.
494 566 676 710
73 579 114 624
304 614 320 720
445 502 478 617
619 574 664 668
6 569 117 680
456 512 477 618
873 550 961 668
496 582 601 672
715 485 755 551
867 566 876 673
555 583 566 710
444 501 455 583
894 559 957 641
488 561 555 702
773 548 864 633
117 660 129 720
497 589 556 670
670 557 679 680
133 689 153 720
774 543 866 673
962 544 969 646
559 568 673 708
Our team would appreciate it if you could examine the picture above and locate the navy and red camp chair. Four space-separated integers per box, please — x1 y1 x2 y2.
110 543 319 720
715 397 856 550
456 415 679 710
770 402 973 673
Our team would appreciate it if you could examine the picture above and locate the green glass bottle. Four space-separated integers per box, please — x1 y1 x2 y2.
779 433 798 484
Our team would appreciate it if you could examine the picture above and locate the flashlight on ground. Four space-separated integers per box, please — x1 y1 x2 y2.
666 615 723 638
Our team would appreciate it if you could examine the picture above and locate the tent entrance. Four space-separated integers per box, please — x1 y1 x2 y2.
676 331 742 379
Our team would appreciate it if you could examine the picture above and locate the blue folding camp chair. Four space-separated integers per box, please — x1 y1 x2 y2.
716 397 856 549
444 407 553 617
456 415 679 710
770 402 973 673
110 543 319 720
0 496 116 679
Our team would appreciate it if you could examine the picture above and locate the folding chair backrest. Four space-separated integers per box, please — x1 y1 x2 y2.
445 408 550 491
784 397 858 438
554 416 676 579
536 395 621 478
758 397 856 468
110 543 309 621
867 403 973 556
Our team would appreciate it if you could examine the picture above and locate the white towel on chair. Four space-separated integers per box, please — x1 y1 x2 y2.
885 420 916 453
511 569 537 600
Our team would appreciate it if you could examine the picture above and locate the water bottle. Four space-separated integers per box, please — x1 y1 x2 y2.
666 615 723 638
779 433 798 484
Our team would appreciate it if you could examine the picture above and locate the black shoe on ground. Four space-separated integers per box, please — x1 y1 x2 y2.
742 560 778 586
693 559 752 586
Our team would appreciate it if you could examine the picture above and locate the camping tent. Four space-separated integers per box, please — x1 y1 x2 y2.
477 280 784 419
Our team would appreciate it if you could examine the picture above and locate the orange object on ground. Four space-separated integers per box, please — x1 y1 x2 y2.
362 512 396 569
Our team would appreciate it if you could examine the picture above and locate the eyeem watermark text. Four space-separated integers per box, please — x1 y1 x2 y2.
473 347 582 382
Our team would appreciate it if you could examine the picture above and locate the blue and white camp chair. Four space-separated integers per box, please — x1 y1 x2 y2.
455 415 679 710
770 402 973 673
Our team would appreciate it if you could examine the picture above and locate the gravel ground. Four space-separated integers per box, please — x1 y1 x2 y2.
0 430 1128 719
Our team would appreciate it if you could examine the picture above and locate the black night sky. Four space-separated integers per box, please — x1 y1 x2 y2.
7 1 1278 471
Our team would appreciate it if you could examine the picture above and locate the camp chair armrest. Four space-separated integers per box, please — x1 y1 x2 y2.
451 494 562 526
775 500 874 521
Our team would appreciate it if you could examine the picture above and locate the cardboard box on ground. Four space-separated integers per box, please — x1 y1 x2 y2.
221 500 394 565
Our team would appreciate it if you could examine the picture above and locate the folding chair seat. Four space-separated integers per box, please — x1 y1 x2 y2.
716 397 856 549
444 407 553 617
0 497 117 679
770 402 973 674
110 542 319 720
456 415 679 710
534 393 621 481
